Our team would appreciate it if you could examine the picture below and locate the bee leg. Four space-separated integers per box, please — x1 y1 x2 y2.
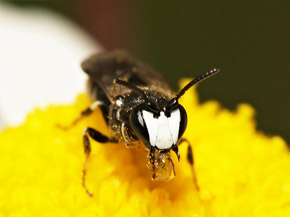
178 138 200 191
149 147 156 178
57 101 103 130
121 123 139 147
82 127 118 197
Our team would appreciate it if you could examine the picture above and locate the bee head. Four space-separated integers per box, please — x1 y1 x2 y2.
114 68 219 180
129 101 187 151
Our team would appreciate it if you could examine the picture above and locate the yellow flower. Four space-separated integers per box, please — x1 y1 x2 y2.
0 79 289 217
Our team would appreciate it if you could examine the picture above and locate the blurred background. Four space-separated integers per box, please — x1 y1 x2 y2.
1 0 289 143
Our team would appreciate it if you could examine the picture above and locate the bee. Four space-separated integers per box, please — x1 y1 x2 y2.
68 50 219 196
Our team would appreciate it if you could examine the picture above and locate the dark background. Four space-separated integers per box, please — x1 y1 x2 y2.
6 0 290 143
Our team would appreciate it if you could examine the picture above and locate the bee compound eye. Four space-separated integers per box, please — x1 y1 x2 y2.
130 107 150 148
178 105 187 139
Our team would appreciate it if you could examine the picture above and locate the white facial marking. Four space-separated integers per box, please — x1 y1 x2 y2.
137 110 144 127
168 109 181 146
142 109 181 150
142 110 158 146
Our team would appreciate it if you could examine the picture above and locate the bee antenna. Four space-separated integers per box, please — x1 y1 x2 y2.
175 68 220 100
113 79 148 101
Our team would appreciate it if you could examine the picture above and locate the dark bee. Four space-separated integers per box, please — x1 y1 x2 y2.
69 50 219 196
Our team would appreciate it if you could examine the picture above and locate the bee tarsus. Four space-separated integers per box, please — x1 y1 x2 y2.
178 138 200 191
56 100 103 130
82 126 118 196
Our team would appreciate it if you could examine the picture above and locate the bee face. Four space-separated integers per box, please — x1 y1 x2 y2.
130 102 187 150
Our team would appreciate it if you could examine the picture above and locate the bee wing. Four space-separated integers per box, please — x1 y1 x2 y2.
81 50 173 102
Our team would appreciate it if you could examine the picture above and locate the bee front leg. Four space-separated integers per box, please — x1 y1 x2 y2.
178 138 200 191
121 123 139 147
149 147 156 178
82 127 118 196
57 101 103 130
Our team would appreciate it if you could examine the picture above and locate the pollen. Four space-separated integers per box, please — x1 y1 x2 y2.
0 79 290 216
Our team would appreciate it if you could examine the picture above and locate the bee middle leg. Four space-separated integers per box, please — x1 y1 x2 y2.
82 127 118 196
178 138 200 191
